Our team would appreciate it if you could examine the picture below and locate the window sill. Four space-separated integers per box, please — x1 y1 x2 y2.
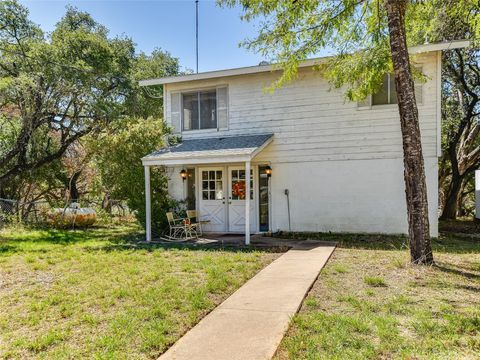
182 128 218 133
181 128 229 135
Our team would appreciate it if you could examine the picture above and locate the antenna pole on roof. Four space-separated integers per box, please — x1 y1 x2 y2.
196 0 199 74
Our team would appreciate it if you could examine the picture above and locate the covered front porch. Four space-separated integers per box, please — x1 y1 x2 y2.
142 134 273 244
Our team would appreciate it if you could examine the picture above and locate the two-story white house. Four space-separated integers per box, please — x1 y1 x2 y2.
140 40 469 243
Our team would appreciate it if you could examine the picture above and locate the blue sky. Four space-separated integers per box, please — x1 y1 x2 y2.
19 0 265 73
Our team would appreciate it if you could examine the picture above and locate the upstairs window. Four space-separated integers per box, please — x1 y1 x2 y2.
372 73 398 105
183 90 217 130
358 71 422 109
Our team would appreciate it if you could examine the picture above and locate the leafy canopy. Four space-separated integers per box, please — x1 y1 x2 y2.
0 0 135 186
220 0 478 99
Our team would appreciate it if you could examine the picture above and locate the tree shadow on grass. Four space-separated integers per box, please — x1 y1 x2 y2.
433 262 480 281
1 224 285 255
278 232 410 251
83 238 287 254
275 231 480 254
2 221 479 256
0 225 144 254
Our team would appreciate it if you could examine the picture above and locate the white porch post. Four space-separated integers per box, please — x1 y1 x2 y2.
144 165 152 242
245 160 251 245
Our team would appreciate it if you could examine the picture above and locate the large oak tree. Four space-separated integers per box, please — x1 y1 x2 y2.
409 0 480 219
0 1 135 191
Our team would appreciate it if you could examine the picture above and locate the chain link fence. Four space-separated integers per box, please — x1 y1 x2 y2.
0 198 134 228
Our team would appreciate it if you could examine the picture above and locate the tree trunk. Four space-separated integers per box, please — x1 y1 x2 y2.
385 0 433 264
440 172 463 220
68 171 81 203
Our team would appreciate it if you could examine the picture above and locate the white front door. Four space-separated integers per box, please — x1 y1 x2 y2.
199 168 226 232
227 166 255 233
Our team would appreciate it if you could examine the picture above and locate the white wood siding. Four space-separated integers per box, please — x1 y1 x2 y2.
163 52 440 237
165 52 439 163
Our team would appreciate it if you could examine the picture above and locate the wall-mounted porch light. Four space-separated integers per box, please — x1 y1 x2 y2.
265 165 272 178
180 169 188 182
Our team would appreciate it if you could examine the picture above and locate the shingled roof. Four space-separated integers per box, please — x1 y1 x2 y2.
142 134 273 165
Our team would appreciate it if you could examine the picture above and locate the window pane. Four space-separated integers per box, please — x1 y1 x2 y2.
183 93 199 130
202 171 208 180
202 191 209 200
200 91 217 129
258 166 270 231
389 75 398 104
372 75 389 105
209 171 214 180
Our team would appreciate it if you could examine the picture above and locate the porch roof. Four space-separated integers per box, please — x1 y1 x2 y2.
142 133 274 166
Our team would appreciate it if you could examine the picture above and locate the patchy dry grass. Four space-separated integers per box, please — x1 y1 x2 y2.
0 225 278 359
275 228 480 360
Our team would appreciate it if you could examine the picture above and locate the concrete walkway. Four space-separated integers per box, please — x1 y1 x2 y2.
160 241 336 360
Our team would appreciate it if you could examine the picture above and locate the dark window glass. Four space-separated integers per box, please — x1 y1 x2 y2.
201 170 223 200
258 166 270 232
182 93 199 130
200 91 217 129
182 90 217 130
372 75 389 105
389 76 398 104
186 168 195 210
372 74 399 106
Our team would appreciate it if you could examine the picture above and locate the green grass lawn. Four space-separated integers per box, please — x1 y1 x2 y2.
275 230 480 360
0 225 278 359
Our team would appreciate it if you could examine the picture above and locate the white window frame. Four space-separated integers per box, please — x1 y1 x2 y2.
181 88 218 132
357 69 423 110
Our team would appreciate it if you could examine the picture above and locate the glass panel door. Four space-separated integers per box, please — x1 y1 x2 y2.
202 170 224 200
228 166 255 233
230 169 253 201
199 167 226 232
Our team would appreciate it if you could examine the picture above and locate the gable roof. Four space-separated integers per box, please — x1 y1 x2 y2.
142 134 274 165
139 40 470 86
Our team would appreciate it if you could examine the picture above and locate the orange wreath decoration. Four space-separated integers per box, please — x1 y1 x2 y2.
232 181 246 199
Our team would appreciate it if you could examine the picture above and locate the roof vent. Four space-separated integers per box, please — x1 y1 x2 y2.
258 61 270 66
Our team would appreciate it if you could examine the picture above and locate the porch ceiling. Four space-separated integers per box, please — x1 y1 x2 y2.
142 133 273 166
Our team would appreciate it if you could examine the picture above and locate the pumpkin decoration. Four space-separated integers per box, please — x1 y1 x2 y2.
48 203 96 228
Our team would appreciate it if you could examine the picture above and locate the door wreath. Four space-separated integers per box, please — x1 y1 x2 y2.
232 181 246 200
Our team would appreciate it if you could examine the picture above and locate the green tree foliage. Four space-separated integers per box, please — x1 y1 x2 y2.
439 48 480 218
219 0 473 263
126 49 180 119
88 48 180 232
221 0 418 97
0 1 182 232
88 117 176 231
407 0 479 219
0 1 135 189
